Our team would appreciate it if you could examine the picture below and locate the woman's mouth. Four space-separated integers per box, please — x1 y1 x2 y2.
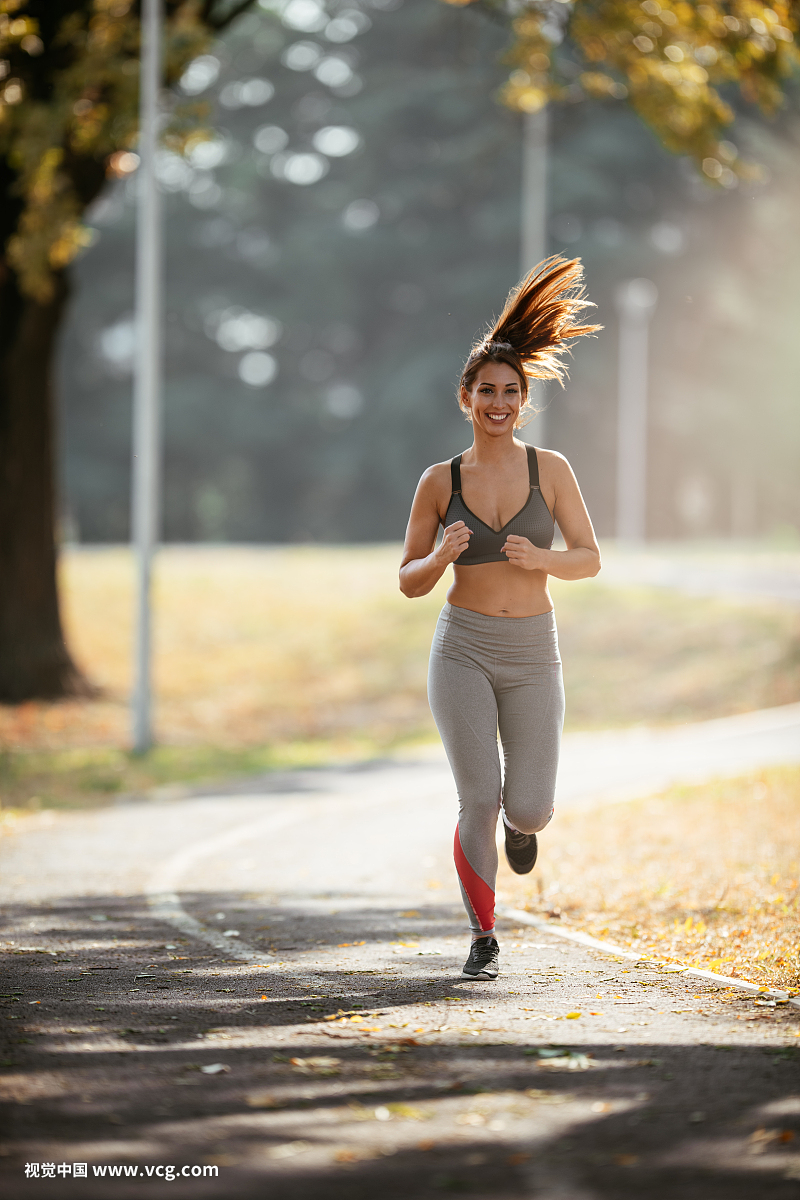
486 412 510 423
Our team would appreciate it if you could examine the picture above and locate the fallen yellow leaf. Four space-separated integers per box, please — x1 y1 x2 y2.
246 1091 279 1109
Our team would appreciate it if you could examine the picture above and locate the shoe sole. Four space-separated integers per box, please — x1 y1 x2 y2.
461 969 499 979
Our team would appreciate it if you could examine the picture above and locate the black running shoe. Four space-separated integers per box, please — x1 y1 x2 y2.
504 826 538 875
461 936 500 980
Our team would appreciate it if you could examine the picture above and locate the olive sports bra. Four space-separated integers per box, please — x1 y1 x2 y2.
443 446 555 566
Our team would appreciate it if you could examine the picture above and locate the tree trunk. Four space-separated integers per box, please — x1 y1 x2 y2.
0 265 92 701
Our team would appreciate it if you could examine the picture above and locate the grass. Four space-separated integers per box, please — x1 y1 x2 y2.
500 764 800 992
557 578 800 729
1 544 799 810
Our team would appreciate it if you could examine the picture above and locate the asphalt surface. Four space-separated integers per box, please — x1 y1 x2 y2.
2 708 800 1199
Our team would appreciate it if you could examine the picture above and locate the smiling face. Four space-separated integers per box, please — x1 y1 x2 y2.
460 360 525 436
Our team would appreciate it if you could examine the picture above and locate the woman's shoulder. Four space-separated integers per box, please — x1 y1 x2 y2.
412 459 456 515
418 458 456 489
532 446 573 477
530 445 566 463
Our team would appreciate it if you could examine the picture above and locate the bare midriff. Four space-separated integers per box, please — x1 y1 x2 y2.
447 561 553 618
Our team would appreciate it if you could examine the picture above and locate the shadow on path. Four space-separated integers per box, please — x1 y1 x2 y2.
2 894 799 1199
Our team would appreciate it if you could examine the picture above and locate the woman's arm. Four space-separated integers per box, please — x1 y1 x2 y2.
399 466 473 598
502 452 601 580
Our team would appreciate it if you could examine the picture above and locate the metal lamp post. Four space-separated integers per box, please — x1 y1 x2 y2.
615 278 657 544
520 106 549 446
131 0 163 754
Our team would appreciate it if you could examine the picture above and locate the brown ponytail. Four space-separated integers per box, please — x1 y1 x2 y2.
459 256 601 423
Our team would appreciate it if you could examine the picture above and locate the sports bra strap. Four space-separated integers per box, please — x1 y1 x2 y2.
450 454 462 495
526 445 540 490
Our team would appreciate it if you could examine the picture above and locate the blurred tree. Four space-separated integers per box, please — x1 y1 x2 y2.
0 0 254 702
61 0 524 546
445 0 799 180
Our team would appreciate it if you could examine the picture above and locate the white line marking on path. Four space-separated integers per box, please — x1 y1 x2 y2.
496 904 800 1008
146 806 306 962
145 783 448 967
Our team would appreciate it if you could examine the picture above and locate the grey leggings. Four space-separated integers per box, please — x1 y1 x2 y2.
427 602 564 934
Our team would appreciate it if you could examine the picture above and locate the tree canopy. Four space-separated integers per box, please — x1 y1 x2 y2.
444 0 800 183
3 1 798 307
0 0 254 302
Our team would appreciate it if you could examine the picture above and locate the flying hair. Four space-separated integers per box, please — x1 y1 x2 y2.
459 256 601 423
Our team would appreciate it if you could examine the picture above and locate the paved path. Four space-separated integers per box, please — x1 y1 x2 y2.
1 704 799 1198
554 700 800 810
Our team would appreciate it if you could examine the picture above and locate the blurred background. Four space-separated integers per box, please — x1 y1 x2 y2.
58 0 800 547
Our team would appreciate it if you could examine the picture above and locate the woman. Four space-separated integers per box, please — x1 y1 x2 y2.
399 257 601 980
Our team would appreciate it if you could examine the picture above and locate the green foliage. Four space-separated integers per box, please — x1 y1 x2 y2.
443 0 800 181
0 0 248 300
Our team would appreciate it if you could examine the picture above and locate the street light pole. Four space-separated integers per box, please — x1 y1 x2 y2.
131 0 163 754
615 279 657 544
520 107 549 447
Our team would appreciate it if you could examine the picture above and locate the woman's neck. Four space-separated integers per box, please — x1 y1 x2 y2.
465 431 525 469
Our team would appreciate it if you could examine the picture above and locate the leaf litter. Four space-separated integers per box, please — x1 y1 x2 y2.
503 766 800 992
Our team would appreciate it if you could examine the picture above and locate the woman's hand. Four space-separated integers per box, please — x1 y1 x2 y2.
437 520 472 564
502 534 547 571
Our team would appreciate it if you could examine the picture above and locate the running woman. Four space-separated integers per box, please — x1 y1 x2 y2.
399 257 601 980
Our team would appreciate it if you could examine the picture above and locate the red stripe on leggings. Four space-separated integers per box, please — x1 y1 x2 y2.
453 825 495 932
